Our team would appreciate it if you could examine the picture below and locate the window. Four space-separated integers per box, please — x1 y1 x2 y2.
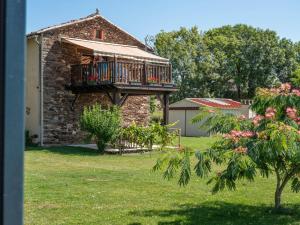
95 29 104 40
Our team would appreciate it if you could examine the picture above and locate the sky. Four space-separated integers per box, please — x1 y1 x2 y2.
27 0 300 42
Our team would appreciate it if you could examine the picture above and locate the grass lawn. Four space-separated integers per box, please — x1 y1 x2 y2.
180 136 219 150
25 137 300 225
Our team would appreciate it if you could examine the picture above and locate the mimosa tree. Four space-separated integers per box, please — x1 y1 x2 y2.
154 83 300 210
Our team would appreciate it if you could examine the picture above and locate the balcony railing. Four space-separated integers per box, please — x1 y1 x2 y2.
70 60 173 87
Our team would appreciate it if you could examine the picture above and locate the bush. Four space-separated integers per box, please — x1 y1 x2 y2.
25 130 38 147
122 122 177 150
80 104 121 153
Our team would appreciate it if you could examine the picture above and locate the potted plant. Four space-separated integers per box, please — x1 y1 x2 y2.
147 76 161 86
87 74 98 85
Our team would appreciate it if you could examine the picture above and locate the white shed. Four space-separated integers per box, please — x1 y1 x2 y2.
169 98 246 137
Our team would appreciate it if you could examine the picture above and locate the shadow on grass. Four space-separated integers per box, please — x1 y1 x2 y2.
25 146 101 156
129 201 300 225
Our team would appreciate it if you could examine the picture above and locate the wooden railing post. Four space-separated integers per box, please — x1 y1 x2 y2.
169 63 172 83
143 61 147 85
98 62 102 84
114 56 117 83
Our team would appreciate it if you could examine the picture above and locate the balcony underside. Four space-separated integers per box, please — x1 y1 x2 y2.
65 83 177 95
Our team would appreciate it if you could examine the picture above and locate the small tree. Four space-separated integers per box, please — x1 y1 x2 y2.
154 83 300 210
80 104 121 152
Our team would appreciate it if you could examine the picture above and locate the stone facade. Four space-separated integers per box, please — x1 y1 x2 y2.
40 14 150 145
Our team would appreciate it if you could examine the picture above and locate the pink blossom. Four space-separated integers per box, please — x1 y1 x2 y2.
265 112 276 119
240 131 256 138
253 115 264 126
286 107 298 119
266 107 277 114
280 83 292 92
234 146 248 154
238 115 246 120
296 117 300 125
208 109 215 113
264 107 276 119
224 130 256 141
292 89 300 97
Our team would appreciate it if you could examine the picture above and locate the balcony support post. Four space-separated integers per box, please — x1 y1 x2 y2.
111 91 129 106
162 93 169 125
157 93 169 125
113 90 121 105
118 93 129 106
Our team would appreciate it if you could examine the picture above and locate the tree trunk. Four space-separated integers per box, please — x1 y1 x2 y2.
274 170 282 210
274 186 282 210
237 85 241 100
274 169 293 210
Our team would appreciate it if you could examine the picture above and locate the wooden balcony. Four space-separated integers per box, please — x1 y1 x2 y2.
65 59 177 124
66 60 177 95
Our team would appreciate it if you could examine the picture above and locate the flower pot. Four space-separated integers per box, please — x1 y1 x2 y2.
129 81 141 85
162 83 174 88
87 80 97 85
148 83 162 87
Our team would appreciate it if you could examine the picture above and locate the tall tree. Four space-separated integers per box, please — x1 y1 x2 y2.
203 25 298 99
154 27 209 102
154 25 299 100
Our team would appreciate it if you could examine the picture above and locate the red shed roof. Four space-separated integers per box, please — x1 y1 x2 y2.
187 98 241 109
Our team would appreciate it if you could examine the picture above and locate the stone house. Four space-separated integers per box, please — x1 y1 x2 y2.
26 11 176 146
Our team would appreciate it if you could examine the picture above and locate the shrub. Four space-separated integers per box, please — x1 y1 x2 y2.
80 104 121 152
25 130 38 147
122 122 177 150
122 122 156 150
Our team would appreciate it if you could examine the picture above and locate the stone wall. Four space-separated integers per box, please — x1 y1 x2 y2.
41 16 149 145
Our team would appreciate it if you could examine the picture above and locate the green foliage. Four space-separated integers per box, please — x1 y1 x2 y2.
154 122 178 150
149 96 156 113
122 122 177 150
291 66 300 86
154 27 208 102
154 25 299 100
150 113 163 124
192 107 253 134
155 84 300 209
122 122 156 150
25 130 38 147
80 104 121 152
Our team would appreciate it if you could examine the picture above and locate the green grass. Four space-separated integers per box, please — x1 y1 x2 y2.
25 137 300 225
180 136 219 150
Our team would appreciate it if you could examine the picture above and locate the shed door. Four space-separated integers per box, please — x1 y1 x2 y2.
186 110 208 136
169 110 186 136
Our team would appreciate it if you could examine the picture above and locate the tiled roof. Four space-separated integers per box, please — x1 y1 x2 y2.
27 11 147 49
27 13 100 36
187 98 241 109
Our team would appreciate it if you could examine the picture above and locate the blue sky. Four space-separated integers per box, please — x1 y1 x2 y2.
27 0 300 42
